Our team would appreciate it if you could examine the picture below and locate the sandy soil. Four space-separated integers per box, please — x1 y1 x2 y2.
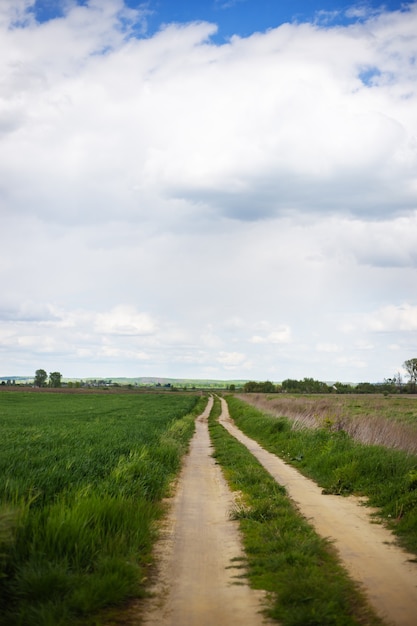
140 396 271 626
218 397 417 626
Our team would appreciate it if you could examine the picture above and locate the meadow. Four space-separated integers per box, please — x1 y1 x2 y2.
0 390 203 626
239 393 417 453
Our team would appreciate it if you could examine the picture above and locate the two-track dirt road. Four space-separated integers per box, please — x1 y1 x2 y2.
218 397 417 626
139 396 417 626
141 396 271 626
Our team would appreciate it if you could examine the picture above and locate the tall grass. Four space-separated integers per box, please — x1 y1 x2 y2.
228 396 417 555
208 397 383 626
0 391 204 626
239 393 417 454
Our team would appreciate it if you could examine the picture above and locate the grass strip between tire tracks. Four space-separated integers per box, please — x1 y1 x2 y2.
208 395 385 626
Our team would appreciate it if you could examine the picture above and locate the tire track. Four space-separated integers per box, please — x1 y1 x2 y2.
141 396 270 626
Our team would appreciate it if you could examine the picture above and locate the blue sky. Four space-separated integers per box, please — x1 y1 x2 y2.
130 0 406 38
34 0 408 37
1 0 417 382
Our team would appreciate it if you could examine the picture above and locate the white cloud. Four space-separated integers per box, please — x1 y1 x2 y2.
250 326 292 344
1 2 417 382
200 326 223 348
99 345 150 360
324 214 417 268
335 356 368 370
316 343 341 353
217 351 247 367
363 304 417 333
1 3 417 226
95 306 157 336
0 0 34 28
354 340 375 351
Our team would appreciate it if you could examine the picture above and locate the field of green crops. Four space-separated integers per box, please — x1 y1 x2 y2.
0 390 202 626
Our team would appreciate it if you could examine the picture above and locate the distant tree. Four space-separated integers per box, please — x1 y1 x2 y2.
281 379 300 392
281 378 331 394
260 380 276 393
229 383 236 391
355 382 377 394
34 369 47 387
243 381 259 392
49 372 62 388
382 378 397 394
395 371 404 392
404 359 417 383
332 382 354 394
243 380 277 393
300 377 330 393
383 371 405 394
404 358 417 392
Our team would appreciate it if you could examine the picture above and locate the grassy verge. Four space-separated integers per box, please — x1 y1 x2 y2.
227 395 417 555
208 396 384 626
240 393 417 454
0 392 206 626
241 393 417 426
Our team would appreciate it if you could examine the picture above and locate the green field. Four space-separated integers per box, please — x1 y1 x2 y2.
0 391 202 626
3 390 417 625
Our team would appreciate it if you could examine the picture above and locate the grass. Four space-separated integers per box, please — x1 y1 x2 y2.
0 391 205 626
227 395 417 555
240 393 417 454
208 396 384 626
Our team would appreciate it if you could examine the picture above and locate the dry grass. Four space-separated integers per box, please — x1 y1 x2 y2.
237 394 417 455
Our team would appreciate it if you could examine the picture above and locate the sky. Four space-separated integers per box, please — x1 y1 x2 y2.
1 0 417 383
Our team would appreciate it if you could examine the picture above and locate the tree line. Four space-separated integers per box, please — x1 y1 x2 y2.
28 358 417 393
34 369 62 388
243 358 417 394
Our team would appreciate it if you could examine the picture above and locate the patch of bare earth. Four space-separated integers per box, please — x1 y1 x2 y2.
138 396 271 626
219 397 417 626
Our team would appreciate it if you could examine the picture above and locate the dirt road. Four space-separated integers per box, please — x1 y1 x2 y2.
141 396 270 626
218 397 417 626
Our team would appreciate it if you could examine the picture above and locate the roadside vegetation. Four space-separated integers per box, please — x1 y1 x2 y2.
242 359 417 395
227 395 417 555
208 396 384 626
0 391 203 626
240 392 417 454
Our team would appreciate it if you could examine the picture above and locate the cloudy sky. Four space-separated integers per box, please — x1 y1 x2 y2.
1 0 416 382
